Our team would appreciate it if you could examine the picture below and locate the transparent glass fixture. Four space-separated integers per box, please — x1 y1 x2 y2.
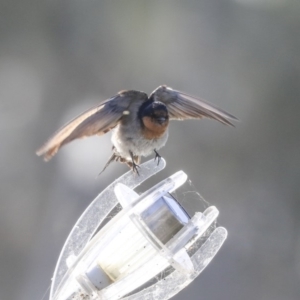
50 159 227 300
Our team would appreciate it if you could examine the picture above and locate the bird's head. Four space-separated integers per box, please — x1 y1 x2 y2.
139 101 169 136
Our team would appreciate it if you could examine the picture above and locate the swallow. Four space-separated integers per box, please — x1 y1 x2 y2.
36 85 238 174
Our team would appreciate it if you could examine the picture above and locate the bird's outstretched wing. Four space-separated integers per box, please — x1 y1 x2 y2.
151 85 238 126
36 90 148 161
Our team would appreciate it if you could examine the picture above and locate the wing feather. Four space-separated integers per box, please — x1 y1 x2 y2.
36 90 147 161
152 86 238 126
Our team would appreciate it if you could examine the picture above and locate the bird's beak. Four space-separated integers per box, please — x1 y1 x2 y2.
157 117 168 124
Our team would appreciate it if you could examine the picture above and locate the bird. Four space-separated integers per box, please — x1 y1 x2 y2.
36 85 238 174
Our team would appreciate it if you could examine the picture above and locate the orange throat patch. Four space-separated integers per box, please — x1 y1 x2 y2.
142 116 169 139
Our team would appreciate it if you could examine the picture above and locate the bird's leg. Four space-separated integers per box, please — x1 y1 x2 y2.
129 151 140 175
154 149 162 166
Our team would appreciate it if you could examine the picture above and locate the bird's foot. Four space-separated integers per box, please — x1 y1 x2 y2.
129 151 140 175
126 160 140 175
154 149 162 166
132 162 140 175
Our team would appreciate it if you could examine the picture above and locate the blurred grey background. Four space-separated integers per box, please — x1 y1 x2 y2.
1 0 300 299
